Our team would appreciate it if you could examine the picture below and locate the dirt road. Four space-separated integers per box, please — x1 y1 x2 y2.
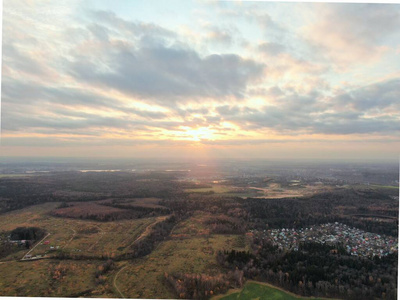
21 232 51 260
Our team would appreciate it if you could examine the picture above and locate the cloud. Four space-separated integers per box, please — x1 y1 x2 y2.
334 78 400 111
67 36 265 103
206 27 233 46
215 78 400 135
90 10 176 40
1 1 399 155
258 42 286 56
302 3 400 67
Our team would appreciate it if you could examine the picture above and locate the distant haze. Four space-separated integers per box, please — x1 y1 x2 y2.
1 1 400 160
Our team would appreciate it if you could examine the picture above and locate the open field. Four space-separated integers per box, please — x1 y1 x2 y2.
0 259 102 297
0 201 165 297
185 185 234 194
214 281 327 300
0 202 158 260
170 212 212 237
370 184 399 190
116 234 250 299
0 174 34 178
185 182 336 199
247 183 335 199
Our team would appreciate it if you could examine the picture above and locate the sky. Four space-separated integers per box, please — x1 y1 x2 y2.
1 0 400 161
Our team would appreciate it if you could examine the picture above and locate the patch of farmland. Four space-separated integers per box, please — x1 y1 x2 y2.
98 197 167 209
184 185 234 194
0 259 101 297
64 218 156 257
214 281 327 300
116 234 250 299
0 202 158 259
51 202 131 220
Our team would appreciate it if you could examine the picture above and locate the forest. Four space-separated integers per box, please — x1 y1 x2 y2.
217 237 398 300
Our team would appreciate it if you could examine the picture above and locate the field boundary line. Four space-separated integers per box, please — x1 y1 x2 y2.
63 228 76 249
21 232 50 260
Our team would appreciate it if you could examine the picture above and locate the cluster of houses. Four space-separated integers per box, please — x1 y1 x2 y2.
8 239 32 247
255 222 398 258
23 240 60 260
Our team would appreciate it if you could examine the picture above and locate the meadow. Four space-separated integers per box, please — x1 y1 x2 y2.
0 202 158 260
114 213 251 299
214 281 327 300
115 235 250 299
0 259 102 297
0 202 250 298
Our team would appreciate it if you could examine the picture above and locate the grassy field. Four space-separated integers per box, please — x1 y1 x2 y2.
0 174 34 178
185 185 234 194
116 233 250 299
214 281 326 300
0 202 157 260
0 202 163 297
0 259 102 297
170 212 212 237
185 183 333 199
370 184 399 190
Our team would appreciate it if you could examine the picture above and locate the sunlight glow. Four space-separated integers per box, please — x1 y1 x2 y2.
180 126 215 142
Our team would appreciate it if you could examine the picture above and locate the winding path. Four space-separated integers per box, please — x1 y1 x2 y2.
113 215 170 298
113 264 129 298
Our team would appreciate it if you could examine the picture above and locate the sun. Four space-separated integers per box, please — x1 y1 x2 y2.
182 126 214 141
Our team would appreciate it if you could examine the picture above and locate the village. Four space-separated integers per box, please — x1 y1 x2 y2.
253 222 398 258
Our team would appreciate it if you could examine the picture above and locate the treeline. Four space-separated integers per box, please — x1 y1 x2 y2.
117 215 176 260
0 227 46 259
0 172 185 213
51 208 164 222
242 188 398 236
165 196 248 221
203 215 245 234
0 177 107 213
101 202 171 216
94 259 115 285
0 231 21 258
217 250 255 270
219 238 398 300
10 227 46 241
50 209 141 222
164 270 244 299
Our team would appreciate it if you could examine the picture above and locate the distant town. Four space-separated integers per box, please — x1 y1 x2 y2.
254 222 398 258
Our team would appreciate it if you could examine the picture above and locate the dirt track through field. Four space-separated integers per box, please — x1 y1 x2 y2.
113 215 171 298
87 225 106 252
63 228 76 249
114 263 129 298
134 215 169 244
21 232 51 260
